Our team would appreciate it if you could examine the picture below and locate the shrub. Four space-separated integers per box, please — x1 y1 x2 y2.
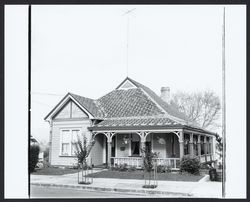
127 166 137 172
180 156 200 174
157 165 166 173
29 144 40 173
119 163 128 172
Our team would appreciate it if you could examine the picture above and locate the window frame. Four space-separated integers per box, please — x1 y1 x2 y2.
59 128 82 157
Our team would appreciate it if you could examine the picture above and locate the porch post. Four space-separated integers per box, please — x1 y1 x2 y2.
210 136 214 155
204 136 207 162
189 133 194 157
140 132 146 151
211 136 215 161
106 133 112 167
179 130 184 160
197 135 201 156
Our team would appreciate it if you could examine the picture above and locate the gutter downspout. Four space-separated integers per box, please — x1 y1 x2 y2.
46 119 53 164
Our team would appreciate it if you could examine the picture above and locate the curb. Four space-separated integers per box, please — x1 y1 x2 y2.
31 182 192 197
198 175 210 182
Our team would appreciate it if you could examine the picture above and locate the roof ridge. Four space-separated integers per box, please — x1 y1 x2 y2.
69 92 94 101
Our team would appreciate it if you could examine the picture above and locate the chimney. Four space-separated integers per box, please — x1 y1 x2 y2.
161 87 170 104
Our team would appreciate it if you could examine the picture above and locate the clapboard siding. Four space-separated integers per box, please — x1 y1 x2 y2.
50 119 92 166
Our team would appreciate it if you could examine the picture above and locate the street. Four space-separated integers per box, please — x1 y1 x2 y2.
30 185 166 198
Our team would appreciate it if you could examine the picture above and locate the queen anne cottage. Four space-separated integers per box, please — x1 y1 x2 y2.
45 77 216 170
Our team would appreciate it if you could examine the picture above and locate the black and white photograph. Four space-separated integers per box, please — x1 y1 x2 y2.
4 4 246 199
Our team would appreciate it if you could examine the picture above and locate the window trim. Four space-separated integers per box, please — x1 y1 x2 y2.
59 128 82 157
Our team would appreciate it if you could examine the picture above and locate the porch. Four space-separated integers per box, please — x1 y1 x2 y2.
89 129 215 170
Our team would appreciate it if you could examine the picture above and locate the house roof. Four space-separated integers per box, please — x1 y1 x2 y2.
97 88 164 118
45 77 215 135
125 77 189 121
69 93 104 118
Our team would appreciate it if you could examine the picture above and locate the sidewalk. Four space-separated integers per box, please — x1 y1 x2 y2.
30 170 222 198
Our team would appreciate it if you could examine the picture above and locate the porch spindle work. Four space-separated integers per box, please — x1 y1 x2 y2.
179 131 184 160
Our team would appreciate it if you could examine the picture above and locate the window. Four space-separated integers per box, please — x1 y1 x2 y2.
60 129 81 156
131 141 140 156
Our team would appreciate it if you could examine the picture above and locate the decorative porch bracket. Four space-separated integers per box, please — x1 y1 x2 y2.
172 131 184 160
136 131 151 150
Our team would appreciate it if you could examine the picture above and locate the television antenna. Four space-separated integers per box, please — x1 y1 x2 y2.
123 8 136 77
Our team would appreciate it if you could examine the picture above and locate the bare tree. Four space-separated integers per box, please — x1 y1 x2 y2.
171 90 221 130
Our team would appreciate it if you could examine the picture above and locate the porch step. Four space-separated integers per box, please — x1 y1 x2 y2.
200 169 209 175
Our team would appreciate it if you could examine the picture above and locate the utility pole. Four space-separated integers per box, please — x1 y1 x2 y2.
28 4 32 197
222 6 226 198
123 8 136 77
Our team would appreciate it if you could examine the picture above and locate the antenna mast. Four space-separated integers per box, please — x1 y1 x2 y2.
123 8 136 77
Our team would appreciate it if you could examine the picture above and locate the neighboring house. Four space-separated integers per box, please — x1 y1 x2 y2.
45 77 216 170
30 135 44 163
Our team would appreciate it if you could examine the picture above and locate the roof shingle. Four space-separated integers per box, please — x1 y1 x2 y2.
97 88 164 118
69 93 104 118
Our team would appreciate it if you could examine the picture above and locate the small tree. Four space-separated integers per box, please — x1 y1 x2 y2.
29 144 40 173
75 134 95 184
141 147 158 188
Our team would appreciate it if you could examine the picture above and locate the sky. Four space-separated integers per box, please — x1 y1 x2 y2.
31 5 225 142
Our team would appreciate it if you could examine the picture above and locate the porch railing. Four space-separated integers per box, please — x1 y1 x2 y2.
196 153 214 163
110 157 180 170
111 157 143 168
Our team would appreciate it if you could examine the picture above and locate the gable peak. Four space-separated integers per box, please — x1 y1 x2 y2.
116 77 138 90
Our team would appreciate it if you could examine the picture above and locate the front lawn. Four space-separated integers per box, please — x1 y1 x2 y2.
31 167 79 175
87 170 204 182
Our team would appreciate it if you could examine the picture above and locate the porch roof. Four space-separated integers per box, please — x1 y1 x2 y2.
87 116 216 135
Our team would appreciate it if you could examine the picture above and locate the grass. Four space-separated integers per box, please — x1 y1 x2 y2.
31 167 79 175
87 170 204 182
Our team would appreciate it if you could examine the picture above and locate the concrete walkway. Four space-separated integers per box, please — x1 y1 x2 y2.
30 170 222 198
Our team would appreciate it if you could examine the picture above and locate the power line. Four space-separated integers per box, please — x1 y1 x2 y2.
31 91 64 96
31 100 53 107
